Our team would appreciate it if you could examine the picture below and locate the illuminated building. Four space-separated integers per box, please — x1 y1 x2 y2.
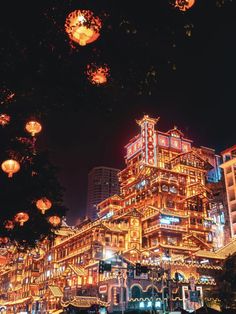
87 166 120 220
220 145 236 237
0 116 235 313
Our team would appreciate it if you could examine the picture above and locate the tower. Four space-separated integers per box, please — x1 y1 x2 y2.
136 115 159 167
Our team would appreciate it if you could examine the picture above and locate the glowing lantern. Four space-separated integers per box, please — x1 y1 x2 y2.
0 114 10 126
36 198 52 214
87 64 110 85
175 0 195 11
48 215 61 227
65 10 101 46
0 255 7 265
0 237 9 244
5 220 14 230
25 121 42 136
14 212 29 226
1 159 20 178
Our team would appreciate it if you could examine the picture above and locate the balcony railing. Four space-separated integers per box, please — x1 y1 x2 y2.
144 223 187 234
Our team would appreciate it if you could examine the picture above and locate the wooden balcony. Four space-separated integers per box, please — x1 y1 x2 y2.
144 223 188 235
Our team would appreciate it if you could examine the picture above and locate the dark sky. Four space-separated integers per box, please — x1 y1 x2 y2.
0 0 236 224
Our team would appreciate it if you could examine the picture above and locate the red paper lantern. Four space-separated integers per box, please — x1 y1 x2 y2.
5 220 14 230
14 212 29 226
87 64 110 85
0 237 9 245
65 10 101 46
25 121 42 136
48 215 61 227
1 159 20 178
175 0 195 11
0 114 10 126
36 198 52 214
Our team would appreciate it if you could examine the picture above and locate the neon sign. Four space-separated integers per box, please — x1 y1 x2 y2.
101 211 113 219
160 216 180 224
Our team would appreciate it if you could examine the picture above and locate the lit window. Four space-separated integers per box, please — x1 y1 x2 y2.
139 302 145 308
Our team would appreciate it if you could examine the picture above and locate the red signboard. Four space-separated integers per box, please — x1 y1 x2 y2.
158 134 169 148
170 137 181 150
126 138 142 159
182 141 191 152
99 285 107 294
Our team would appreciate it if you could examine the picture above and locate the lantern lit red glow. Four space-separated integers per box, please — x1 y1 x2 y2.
0 237 9 245
1 159 20 178
25 121 42 136
36 198 52 214
48 215 61 227
175 0 195 11
14 212 29 226
0 114 10 126
65 10 101 46
87 64 110 85
5 220 14 230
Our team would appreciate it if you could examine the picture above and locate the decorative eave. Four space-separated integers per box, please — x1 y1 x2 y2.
124 134 140 149
160 208 189 218
61 296 110 309
160 243 200 252
221 144 236 156
123 247 142 255
194 250 224 260
112 207 143 221
136 115 160 126
101 222 127 233
157 130 193 143
167 126 184 137
97 194 123 208
215 237 236 258
183 234 211 250
170 150 213 171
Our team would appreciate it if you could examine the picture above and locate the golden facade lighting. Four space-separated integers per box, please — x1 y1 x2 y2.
1 159 20 177
65 10 101 46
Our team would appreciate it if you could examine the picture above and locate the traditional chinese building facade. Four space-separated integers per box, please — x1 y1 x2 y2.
0 115 234 313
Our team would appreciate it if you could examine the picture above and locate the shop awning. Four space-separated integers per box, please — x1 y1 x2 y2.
68 264 86 276
48 286 63 298
61 296 109 308
48 310 63 314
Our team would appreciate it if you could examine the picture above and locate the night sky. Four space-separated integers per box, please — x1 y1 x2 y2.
0 0 235 224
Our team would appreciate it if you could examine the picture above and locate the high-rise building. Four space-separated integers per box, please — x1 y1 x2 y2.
220 145 236 237
86 166 120 220
207 180 231 248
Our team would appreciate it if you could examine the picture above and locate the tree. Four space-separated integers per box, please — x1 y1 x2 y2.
217 252 236 310
0 89 67 248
